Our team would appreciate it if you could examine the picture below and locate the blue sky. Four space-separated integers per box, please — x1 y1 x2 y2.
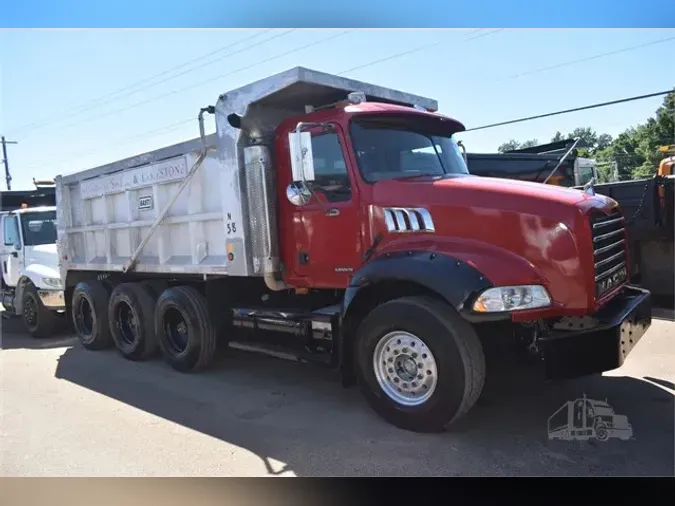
1 28 674 190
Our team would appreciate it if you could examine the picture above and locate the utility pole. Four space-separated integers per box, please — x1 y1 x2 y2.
1 136 18 190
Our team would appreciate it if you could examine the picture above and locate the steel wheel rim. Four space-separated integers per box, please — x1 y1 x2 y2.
373 330 438 406
116 301 138 345
23 294 38 329
75 297 94 341
163 307 189 354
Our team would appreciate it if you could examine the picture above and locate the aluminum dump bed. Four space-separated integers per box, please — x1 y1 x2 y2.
56 66 437 279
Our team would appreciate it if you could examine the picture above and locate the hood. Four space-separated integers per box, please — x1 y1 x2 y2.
373 174 614 215
24 243 60 276
369 175 620 311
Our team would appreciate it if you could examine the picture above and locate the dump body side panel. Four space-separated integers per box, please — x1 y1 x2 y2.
56 136 239 279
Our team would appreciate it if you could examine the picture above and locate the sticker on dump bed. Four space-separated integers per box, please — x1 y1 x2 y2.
138 195 153 210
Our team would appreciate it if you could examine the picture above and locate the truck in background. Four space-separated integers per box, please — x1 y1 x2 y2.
465 138 599 188
1 179 56 212
1 204 66 336
465 140 674 300
55 67 652 433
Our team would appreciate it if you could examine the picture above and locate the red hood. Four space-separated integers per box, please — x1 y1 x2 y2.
369 175 619 313
372 175 614 218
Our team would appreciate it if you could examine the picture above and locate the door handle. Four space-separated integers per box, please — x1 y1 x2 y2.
326 208 340 217
11 252 18 258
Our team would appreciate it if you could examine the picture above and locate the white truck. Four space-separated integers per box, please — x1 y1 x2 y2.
1 206 66 337
55 67 651 433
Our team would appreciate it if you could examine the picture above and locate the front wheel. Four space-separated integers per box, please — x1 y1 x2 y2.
354 296 486 433
21 282 62 338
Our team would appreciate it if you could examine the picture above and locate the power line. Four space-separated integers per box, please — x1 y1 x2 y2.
337 28 502 75
10 29 290 140
18 29 354 140
17 30 355 177
463 90 673 132
22 117 197 174
499 35 675 81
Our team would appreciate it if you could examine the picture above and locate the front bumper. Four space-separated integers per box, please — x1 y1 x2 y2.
38 289 65 310
538 286 652 379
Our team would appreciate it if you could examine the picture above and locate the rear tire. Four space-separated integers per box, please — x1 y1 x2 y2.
21 282 61 338
108 283 158 360
71 280 112 350
354 295 486 433
154 286 217 372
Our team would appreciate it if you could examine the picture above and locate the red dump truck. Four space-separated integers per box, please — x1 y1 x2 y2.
54 67 652 433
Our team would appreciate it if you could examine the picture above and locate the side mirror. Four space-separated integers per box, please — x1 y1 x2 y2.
13 243 21 251
288 131 315 183
286 182 312 207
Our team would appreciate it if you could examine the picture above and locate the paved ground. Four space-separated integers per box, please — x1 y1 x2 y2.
1 313 673 477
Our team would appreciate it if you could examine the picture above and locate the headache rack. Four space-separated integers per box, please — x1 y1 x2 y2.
590 208 628 298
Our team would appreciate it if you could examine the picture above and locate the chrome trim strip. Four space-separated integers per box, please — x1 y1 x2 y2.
594 239 625 256
594 261 626 282
595 251 625 269
593 228 624 243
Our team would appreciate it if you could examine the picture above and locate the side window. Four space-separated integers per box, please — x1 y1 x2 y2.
310 132 352 203
3 216 20 246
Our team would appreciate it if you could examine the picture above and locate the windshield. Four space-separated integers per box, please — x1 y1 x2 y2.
20 211 57 246
578 165 596 186
350 118 469 183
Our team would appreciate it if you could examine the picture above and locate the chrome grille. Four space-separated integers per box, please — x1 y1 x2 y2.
590 208 628 298
383 207 435 233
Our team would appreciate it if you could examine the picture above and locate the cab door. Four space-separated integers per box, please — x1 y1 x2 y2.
282 124 363 288
1 214 23 286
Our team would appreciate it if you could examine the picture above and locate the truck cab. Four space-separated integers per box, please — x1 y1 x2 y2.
1 206 65 337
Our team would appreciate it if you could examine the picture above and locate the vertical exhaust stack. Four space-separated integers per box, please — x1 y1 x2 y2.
243 144 289 291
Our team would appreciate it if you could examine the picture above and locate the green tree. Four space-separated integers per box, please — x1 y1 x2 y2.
497 138 539 152
496 90 675 180
497 140 521 152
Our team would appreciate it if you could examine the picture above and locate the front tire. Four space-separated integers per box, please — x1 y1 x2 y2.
154 286 217 372
21 282 61 338
354 296 486 433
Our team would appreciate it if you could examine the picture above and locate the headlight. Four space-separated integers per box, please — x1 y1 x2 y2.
42 277 62 288
472 285 551 313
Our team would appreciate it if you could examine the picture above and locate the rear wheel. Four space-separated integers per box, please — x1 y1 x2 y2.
71 280 112 350
21 282 62 338
154 286 217 372
354 296 486 433
108 283 158 360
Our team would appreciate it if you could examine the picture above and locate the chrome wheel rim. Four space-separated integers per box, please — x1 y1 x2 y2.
373 331 438 406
